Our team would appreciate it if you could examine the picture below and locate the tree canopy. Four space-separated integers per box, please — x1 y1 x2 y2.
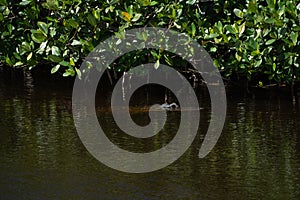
0 0 299 85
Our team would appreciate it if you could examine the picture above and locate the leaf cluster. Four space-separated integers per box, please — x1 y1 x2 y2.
0 0 299 84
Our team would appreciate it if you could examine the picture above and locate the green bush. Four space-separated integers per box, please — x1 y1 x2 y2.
0 0 299 85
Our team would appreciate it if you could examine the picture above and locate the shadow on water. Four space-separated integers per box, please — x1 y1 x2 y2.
0 69 300 199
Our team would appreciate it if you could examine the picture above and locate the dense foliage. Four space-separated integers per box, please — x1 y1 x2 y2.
0 0 299 85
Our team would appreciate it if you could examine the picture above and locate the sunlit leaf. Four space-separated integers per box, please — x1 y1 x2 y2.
233 8 243 18
154 60 160 69
51 46 60 56
272 63 276 71
204 33 219 39
51 64 60 74
37 21 48 35
63 68 75 77
239 22 246 37
71 40 82 46
266 39 276 45
75 68 81 79
132 13 142 22
254 59 262 68
27 52 33 61
19 0 32 6
37 41 48 54
70 58 75 66
187 0 196 5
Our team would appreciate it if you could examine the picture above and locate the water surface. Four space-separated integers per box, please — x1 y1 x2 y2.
0 70 300 199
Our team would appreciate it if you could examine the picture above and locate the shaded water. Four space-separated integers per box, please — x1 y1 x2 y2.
0 70 300 199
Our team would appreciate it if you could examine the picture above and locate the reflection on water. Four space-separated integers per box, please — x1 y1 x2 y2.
0 70 300 199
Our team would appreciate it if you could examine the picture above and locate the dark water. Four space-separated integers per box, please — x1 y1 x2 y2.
1 70 300 199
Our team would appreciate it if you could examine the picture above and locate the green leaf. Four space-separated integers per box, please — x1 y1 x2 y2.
19 42 31 54
163 54 173 66
19 0 32 6
63 72 70 77
67 19 79 28
37 21 48 35
154 60 160 69
51 64 60 74
45 0 59 10
266 0 275 9
233 8 243 18
75 68 82 79
150 1 158 6
213 59 220 68
31 30 47 43
70 58 75 66
51 46 60 56
248 0 257 13
225 25 237 34
5 56 14 66
138 0 150 6
49 27 56 37
109 0 119 5
59 61 70 67
266 39 276 45
251 49 260 56
132 13 142 22
13 52 21 60
151 50 158 58
0 0 7 6
37 41 48 54
265 18 276 24
48 55 63 63
272 63 276 71
7 24 12 34
191 22 196 37
14 62 24 67
217 21 223 34
59 60 67 67
248 37 257 49
93 9 101 20
254 59 262 68
204 33 219 39
63 68 75 77
210 47 217 52
293 26 300 32
71 39 82 46
239 22 246 37
87 13 97 26
187 0 196 5
235 52 242 62
27 52 33 61
291 32 298 46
